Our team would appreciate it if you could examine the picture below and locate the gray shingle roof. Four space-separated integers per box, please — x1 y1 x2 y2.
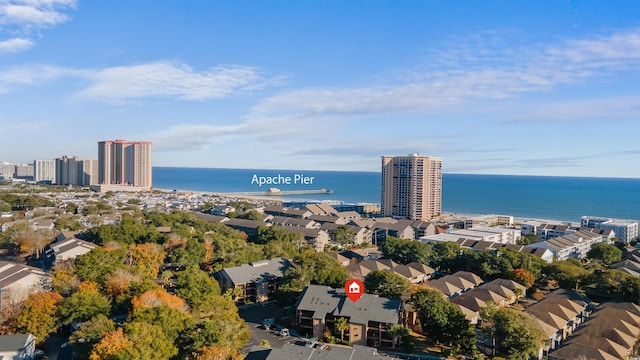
217 257 292 285
295 284 402 325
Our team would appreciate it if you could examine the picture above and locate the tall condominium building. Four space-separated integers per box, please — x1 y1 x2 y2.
381 153 442 221
34 160 56 183
55 156 98 186
98 140 152 188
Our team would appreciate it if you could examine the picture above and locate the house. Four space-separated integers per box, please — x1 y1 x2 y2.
0 334 37 360
524 289 591 355
213 257 292 305
277 226 330 252
549 302 640 360
43 237 98 268
304 203 339 216
427 271 484 298
295 284 403 347
221 218 266 238
0 261 49 311
388 262 435 284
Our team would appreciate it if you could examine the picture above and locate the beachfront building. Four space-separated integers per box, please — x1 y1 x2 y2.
98 139 152 190
381 153 442 221
526 229 604 261
421 226 521 245
33 159 56 183
581 216 638 244
55 156 98 186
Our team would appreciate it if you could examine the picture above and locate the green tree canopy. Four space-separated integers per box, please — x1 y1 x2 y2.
174 266 221 308
481 305 546 360
363 270 410 299
410 288 475 353
381 237 433 265
587 242 622 265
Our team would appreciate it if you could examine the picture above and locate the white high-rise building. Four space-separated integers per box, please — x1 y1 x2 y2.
55 156 98 186
34 160 56 183
381 153 442 221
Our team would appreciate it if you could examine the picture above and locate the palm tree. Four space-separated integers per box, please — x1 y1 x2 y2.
335 317 349 342
389 324 410 349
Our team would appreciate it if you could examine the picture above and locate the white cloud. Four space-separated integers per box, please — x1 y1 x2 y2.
0 0 76 27
146 123 254 152
73 61 272 103
252 28 640 122
0 61 273 101
0 37 33 52
0 0 77 51
507 96 640 121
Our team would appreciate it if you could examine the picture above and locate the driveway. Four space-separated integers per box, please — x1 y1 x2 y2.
238 302 301 353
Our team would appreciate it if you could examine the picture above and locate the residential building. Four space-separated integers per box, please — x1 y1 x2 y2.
213 257 292 305
13 164 33 180
55 155 98 186
380 153 442 221
0 334 37 360
526 229 604 261
536 224 574 241
43 237 98 268
581 216 638 244
295 284 403 347
421 226 521 245
0 261 49 311
98 139 152 189
427 271 484 298
33 159 56 183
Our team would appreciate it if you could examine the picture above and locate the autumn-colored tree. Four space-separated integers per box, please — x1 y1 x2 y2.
131 289 189 313
119 322 178 360
0 302 21 335
89 328 133 360
51 261 81 296
194 345 243 360
16 292 63 344
11 228 51 257
164 233 187 251
104 269 140 298
509 268 536 288
127 243 166 278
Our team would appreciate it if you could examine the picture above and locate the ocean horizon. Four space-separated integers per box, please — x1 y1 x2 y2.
152 167 640 224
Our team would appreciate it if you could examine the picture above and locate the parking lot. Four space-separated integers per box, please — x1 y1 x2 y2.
238 302 304 353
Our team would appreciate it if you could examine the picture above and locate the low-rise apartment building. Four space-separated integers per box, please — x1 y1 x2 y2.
295 284 403 347
214 257 292 305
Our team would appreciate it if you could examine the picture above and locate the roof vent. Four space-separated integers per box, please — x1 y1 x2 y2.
250 260 269 267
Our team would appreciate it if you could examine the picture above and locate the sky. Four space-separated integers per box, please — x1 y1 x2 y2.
1 1 640 177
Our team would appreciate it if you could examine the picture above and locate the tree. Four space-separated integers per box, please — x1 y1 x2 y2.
75 247 126 284
174 267 221 308
127 243 166 278
51 261 81 296
202 202 214 214
132 305 194 343
380 236 433 264
278 251 348 304
334 316 349 342
131 289 189 313
517 233 539 245
508 268 536 288
363 270 410 299
16 292 62 344
389 324 410 349
69 314 116 359
544 259 591 290
333 225 355 245
89 328 133 360
587 242 622 265
410 288 475 353
120 322 179 360
59 281 112 325
480 305 545 360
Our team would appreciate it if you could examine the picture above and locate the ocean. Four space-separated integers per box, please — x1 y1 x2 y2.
153 167 640 223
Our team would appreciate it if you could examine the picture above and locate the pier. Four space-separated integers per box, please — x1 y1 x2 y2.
216 188 334 197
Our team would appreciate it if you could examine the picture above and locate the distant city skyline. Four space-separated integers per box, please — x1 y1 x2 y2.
1 1 640 177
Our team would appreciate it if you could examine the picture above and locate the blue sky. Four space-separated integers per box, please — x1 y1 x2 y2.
1 1 640 177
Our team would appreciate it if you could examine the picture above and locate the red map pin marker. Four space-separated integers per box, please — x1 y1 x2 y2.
344 279 364 302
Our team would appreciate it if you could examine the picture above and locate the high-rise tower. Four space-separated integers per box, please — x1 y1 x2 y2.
98 140 152 188
381 153 442 220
